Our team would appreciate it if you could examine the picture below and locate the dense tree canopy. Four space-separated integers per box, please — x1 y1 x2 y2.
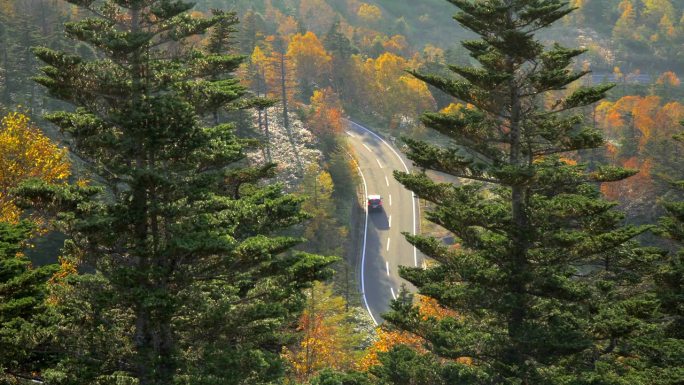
0 0 682 383
20 1 334 384
388 0 661 383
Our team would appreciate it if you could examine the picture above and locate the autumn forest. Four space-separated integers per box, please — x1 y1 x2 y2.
0 0 682 384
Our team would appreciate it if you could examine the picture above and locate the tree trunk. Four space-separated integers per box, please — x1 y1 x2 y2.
264 108 272 162
1 24 11 105
129 7 174 385
505 1 530 371
280 53 290 130
278 52 304 176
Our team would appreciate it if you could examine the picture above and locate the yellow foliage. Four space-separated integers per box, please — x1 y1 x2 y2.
282 282 362 382
0 0 15 17
287 31 332 91
350 51 436 122
423 44 445 63
357 3 382 23
46 255 79 306
288 31 332 71
0 112 70 222
440 103 465 115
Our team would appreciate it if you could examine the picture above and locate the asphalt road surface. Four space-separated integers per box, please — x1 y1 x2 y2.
345 119 420 325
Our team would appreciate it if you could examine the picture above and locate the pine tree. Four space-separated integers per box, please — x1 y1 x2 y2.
323 18 357 101
388 0 654 383
24 1 334 384
239 9 266 55
648 122 684 384
0 221 58 383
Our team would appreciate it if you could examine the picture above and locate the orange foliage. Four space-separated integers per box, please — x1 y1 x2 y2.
282 282 361 382
601 157 653 202
359 295 464 371
597 96 684 149
418 295 458 320
596 95 683 205
657 71 681 87
559 157 578 166
655 102 684 137
605 141 619 160
358 327 425 371
309 88 344 137
263 35 297 102
382 34 408 55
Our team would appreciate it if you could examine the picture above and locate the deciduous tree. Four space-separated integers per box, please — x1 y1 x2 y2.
288 31 332 100
0 112 69 223
283 281 364 383
308 88 344 152
357 3 382 24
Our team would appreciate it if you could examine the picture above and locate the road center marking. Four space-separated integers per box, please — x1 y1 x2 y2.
349 154 378 326
386 261 390 276
389 194 392 206
346 119 418 268
362 143 371 152
388 215 392 228
386 237 391 251
376 159 383 168
390 287 397 300
385 175 389 186
345 131 356 137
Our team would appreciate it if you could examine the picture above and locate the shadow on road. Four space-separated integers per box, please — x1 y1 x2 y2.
364 220 393 323
369 209 389 230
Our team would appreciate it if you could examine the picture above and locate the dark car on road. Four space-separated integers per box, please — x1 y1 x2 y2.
367 195 383 212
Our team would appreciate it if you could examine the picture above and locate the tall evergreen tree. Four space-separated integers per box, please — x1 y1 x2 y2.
388 0 654 383
0 221 58 383
23 1 334 384
323 18 357 102
648 122 684 384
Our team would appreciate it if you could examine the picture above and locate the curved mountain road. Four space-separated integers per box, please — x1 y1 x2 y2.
345 120 421 324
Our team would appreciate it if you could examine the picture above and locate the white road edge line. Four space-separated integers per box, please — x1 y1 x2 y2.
376 159 383 168
347 119 418 267
388 215 392 228
385 175 389 186
353 160 378 326
390 287 397 300
386 261 390 276
386 237 391 251
362 143 371 152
